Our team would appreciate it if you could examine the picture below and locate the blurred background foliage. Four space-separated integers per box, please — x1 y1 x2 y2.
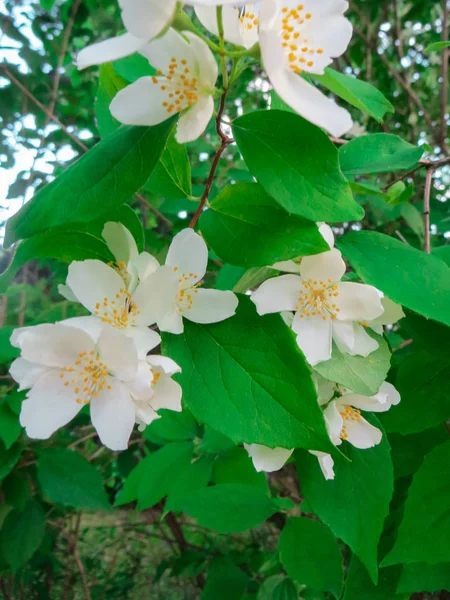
0 0 449 598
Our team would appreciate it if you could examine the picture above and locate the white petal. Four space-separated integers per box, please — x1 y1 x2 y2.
300 249 346 284
129 252 160 282
342 381 400 413
349 324 379 357
76 33 145 70
20 371 83 439
102 222 138 265
332 319 355 354
343 415 382 449
139 28 198 75
66 260 124 317
60 316 103 344
58 283 78 303
147 354 181 375
281 311 294 327
158 307 184 334
251 274 302 315
120 0 177 40
305 3 353 60
309 451 335 480
97 327 138 382
126 361 154 401
323 400 344 446
272 259 302 273
335 282 384 321
125 327 161 360
176 94 214 143
292 313 332 366
381 381 401 407
183 31 218 89
132 265 179 326
90 379 136 451
110 76 180 127
244 444 293 473
10 358 47 391
313 372 335 405
151 374 182 412
184 289 238 324
318 223 335 248
373 297 405 326
166 229 208 284
195 5 243 46
14 323 94 369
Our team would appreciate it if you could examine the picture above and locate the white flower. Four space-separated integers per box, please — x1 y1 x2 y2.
144 228 239 334
60 257 175 359
272 222 334 273
110 29 218 143
195 4 260 49
244 443 294 472
259 0 353 136
251 248 384 365
309 450 335 480
10 324 182 451
76 0 239 70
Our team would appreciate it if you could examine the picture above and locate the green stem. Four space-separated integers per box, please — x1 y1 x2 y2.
216 6 229 89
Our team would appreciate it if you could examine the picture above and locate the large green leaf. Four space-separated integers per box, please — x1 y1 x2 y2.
212 446 269 493
0 500 45 571
314 336 391 396
339 134 424 176
397 562 450 594
175 483 283 533
279 517 343 598
342 558 406 600
163 296 336 454
37 448 110 510
0 401 22 450
313 69 394 123
200 182 329 267
202 557 248 600
383 440 450 567
0 326 20 363
96 63 128 138
145 132 192 200
4 119 175 247
0 442 22 480
296 419 394 584
165 456 213 512
232 111 363 223
337 231 450 327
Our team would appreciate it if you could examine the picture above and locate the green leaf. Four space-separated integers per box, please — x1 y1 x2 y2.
313 69 394 123
200 182 329 267
426 41 450 52
397 562 450 594
388 425 449 479
339 134 424 175
0 327 19 363
4 120 175 247
37 448 110 510
212 447 269 493
198 427 236 455
0 500 45 571
337 231 450 327
3 473 31 512
0 443 22 481
202 557 248 600
232 110 363 223
96 63 128 138
342 558 406 600
114 442 193 508
0 402 22 449
314 335 391 396
165 456 213 512
145 132 192 199
433 245 450 266
175 483 283 533
296 419 394 584
400 203 424 241
163 296 336 454
279 517 343 598
113 54 156 82
383 440 450 567
233 267 277 294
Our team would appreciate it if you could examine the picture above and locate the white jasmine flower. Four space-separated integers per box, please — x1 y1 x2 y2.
244 443 294 472
76 0 239 70
195 4 260 48
251 249 384 365
110 29 218 143
272 222 334 273
145 228 239 334
10 324 182 451
259 0 353 136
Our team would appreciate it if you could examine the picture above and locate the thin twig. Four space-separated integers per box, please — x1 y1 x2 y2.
423 167 434 253
395 230 410 245
68 431 97 450
0 295 8 328
165 512 206 588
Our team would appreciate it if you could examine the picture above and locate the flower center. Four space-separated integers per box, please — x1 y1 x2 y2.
339 405 362 440
279 5 324 74
152 57 200 115
296 278 340 320
93 288 140 329
108 261 130 285
238 5 259 37
60 351 111 405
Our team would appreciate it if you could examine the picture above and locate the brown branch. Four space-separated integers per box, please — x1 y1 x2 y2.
0 295 8 328
189 91 233 228
165 512 206 588
440 0 449 150
423 167 434 254
392 0 405 60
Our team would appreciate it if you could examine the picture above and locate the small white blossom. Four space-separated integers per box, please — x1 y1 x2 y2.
244 443 294 472
259 0 353 136
252 248 384 365
10 324 182 451
110 29 218 143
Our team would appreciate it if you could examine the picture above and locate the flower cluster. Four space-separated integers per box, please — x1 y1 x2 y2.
246 225 404 479
77 0 354 140
10 225 238 450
